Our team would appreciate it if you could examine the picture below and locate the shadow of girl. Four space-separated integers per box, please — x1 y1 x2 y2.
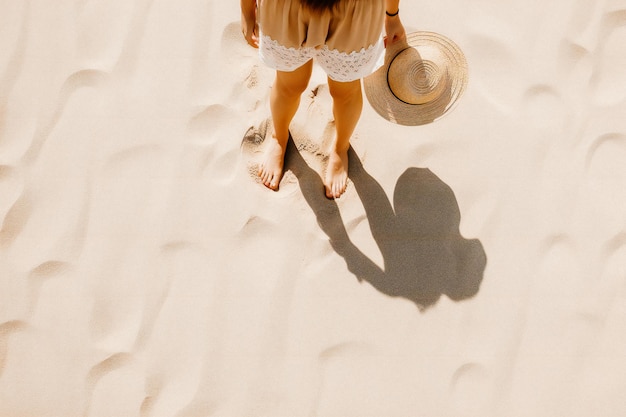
286 138 486 311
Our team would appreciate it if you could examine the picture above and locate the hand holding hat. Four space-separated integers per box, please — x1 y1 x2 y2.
364 31 468 126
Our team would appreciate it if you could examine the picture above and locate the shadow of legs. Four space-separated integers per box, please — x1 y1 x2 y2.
287 137 487 310
286 138 385 282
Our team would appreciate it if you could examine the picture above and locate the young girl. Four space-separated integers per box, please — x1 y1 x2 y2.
241 0 405 198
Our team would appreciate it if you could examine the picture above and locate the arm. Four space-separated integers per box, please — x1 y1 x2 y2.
384 0 406 46
240 0 259 48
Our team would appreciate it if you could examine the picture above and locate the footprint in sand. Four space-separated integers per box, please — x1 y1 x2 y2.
573 233 626 321
84 352 144 417
0 194 31 251
22 68 108 165
187 104 244 185
584 133 626 212
536 234 583 300
450 362 493 415
0 166 25 246
86 352 135 393
521 84 569 133
188 104 238 146
26 261 72 317
591 10 626 107
0 320 28 377
557 40 593 91
315 343 396 415
600 235 626 306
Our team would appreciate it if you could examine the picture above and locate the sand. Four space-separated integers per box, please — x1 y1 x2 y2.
1 0 626 416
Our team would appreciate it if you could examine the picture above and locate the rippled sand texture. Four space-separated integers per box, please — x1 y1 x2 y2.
1 0 626 416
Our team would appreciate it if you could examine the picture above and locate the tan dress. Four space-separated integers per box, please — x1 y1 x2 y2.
258 0 386 82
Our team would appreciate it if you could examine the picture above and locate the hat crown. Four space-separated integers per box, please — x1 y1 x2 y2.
387 47 449 105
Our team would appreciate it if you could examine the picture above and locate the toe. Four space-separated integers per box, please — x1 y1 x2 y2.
269 175 278 190
334 181 346 198
265 172 280 190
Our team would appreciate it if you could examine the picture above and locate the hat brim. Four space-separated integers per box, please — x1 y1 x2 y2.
364 31 468 126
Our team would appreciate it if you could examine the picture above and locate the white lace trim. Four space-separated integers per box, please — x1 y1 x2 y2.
260 35 384 82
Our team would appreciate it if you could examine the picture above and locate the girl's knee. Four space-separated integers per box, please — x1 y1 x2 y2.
328 79 362 101
276 78 309 98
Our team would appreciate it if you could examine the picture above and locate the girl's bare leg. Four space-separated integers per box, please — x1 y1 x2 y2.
325 77 363 198
259 61 313 190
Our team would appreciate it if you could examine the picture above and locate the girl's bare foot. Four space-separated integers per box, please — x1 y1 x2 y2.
258 135 286 191
324 147 349 198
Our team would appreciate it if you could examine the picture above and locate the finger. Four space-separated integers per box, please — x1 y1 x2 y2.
388 32 405 45
245 35 258 48
252 25 260 48
246 29 259 48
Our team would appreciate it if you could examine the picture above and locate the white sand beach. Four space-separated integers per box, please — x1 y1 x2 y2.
1 0 626 416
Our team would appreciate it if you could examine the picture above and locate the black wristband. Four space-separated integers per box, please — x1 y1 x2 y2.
386 9 399 17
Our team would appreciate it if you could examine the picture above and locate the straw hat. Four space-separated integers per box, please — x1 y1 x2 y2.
364 31 468 126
